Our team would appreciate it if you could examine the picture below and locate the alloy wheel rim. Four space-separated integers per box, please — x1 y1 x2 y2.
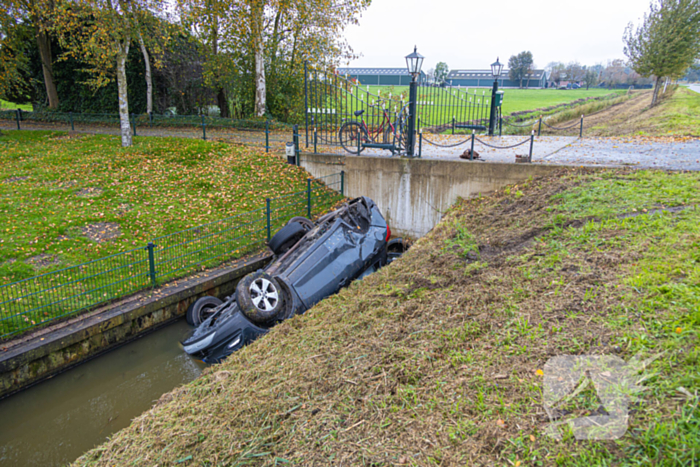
250 278 279 311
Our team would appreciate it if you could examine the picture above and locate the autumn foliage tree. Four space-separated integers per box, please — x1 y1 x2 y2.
624 0 700 105
52 0 166 146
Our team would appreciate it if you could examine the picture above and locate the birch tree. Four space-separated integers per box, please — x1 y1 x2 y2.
624 0 700 105
53 0 165 146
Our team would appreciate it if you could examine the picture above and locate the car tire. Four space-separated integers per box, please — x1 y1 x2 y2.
387 238 407 264
186 296 223 327
269 222 307 255
287 216 314 231
236 271 287 325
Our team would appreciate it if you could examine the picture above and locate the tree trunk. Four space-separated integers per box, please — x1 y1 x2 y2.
35 28 59 109
217 88 229 118
252 3 266 117
116 42 132 147
137 34 153 115
651 76 662 106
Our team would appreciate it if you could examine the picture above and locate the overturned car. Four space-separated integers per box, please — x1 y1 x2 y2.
182 196 406 363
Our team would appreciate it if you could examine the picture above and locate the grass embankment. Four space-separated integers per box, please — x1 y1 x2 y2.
76 169 700 466
546 87 700 138
0 131 328 284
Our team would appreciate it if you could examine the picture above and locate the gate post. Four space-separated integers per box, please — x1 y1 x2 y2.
304 61 309 148
407 78 418 157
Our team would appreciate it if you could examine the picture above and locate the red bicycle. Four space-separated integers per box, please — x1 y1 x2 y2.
338 104 409 155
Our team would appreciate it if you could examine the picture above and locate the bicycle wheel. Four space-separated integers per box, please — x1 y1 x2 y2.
339 121 367 155
394 106 411 154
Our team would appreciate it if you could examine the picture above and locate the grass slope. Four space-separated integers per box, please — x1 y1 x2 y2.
75 168 700 466
0 131 324 284
554 87 700 137
0 99 31 111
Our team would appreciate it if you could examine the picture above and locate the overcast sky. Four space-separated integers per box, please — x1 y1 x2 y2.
343 0 652 71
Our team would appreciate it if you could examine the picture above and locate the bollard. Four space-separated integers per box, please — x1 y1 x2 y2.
131 113 137 136
313 128 317 154
307 178 312 218
265 119 270 153
15 109 20 130
470 130 475 161
580 115 584 138
538 118 542 137
529 131 535 163
419 129 423 158
340 170 345 196
293 124 300 166
70 112 74 131
201 115 206 140
266 198 271 242
146 242 157 287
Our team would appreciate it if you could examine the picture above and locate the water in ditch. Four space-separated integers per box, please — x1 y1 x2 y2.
0 320 205 466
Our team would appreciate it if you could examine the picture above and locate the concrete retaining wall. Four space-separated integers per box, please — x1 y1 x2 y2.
0 253 271 399
301 154 561 238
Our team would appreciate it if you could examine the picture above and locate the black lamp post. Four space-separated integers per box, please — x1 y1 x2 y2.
405 46 424 157
488 57 503 136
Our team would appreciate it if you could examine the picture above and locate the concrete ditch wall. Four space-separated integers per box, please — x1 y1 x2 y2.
0 253 271 399
301 154 561 238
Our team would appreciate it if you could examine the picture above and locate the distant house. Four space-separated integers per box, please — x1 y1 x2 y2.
336 68 427 86
446 69 548 88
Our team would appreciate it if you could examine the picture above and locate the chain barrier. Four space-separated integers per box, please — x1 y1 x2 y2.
542 120 581 131
474 136 532 149
421 135 472 148
503 119 537 128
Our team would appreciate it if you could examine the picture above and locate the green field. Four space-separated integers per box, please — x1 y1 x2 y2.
360 86 623 116
0 99 32 111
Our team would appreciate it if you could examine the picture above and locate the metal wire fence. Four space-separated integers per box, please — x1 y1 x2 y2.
0 109 295 152
0 172 345 340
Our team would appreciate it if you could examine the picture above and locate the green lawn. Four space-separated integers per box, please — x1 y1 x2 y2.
360 86 623 116
0 131 342 338
0 99 32 111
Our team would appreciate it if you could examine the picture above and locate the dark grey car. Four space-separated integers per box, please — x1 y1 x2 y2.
182 196 405 362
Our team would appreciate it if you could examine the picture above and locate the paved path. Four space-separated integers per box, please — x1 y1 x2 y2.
688 84 700 94
3 119 698 171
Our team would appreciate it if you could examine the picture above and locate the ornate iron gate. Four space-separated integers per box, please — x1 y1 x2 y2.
304 63 499 155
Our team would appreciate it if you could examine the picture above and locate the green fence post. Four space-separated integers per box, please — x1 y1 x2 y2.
470 130 475 161
146 242 157 286
265 119 270 153
69 112 74 131
499 115 503 136
419 129 423 158
580 115 584 138
340 170 345 196
15 109 20 130
529 131 535 163
307 178 312 218
202 115 207 140
293 124 300 166
266 198 271 242
131 113 137 136
451 117 455 135
537 117 542 137
149 111 153 127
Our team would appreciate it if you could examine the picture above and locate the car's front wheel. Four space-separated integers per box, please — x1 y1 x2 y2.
236 271 287 325
186 296 223 326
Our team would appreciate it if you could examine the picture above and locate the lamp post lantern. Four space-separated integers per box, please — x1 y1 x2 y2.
488 57 503 136
405 46 424 157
